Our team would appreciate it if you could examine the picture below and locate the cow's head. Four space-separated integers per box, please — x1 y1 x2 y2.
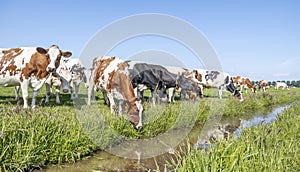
226 81 243 102
193 69 202 83
127 97 143 129
154 80 168 102
37 45 72 72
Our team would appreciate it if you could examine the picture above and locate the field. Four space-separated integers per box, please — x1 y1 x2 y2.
0 86 299 171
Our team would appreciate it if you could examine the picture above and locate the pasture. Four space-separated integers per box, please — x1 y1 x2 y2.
0 85 299 171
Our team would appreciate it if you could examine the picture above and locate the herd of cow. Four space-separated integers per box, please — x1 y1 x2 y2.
0 45 289 129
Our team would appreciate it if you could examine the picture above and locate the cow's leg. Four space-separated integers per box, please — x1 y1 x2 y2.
151 91 156 106
218 86 223 99
199 84 204 98
45 84 51 103
70 87 75 100
55 86 60 104
87 82 95 105
135 100 143 129
14 86 20 101
20 80 29 108
118 100 123 117
107 93 115 113
75 84 79 98
31 90 38 108
139 90 144 100
103 92 110 105
168 88 175 102
134 87 138 97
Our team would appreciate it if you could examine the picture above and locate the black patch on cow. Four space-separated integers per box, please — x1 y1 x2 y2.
205 71 220 82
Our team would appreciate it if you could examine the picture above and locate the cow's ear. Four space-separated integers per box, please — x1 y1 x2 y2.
61 51 72 57
36 47 47 54
193 70 198 75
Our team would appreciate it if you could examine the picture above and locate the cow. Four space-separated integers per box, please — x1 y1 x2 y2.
87 56 143 129
0 45 72 108
275 82 289 90
258 80 268 92
162 65 200 102
192 69 243 101
45 58 88 103
232 76 256 93
126 61 198 105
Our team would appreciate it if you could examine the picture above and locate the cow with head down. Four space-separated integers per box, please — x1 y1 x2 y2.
232 76 256 93
0 45 72 108
86 56 143 129
192 69 243 101
126 61 198 105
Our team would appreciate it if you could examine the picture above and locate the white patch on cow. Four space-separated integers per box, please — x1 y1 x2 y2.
47 46 61 71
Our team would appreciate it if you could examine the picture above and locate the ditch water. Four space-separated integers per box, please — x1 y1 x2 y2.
41 104 291 172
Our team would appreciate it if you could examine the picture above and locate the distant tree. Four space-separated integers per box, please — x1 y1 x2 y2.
296 80 300 87
286 81 291 86
272 81 276 86
268 81 272 86
291 81 296 87
281 80 285 83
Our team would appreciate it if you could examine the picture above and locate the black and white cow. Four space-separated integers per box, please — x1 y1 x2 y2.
126 61 198 105
192 69 243 101
163 65 201 102
45 57 88 103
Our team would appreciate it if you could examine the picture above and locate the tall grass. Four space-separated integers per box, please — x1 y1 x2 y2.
171 101 300 171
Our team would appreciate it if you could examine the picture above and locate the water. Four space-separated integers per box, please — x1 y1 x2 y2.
41 104 291 172
233 104 291 137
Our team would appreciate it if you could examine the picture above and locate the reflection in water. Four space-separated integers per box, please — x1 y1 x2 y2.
195 104 291 150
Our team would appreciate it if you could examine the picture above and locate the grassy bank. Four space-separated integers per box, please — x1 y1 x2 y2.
0 87 299 171
171 100 300 171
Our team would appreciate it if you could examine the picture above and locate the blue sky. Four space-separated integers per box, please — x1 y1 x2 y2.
1 0 299 81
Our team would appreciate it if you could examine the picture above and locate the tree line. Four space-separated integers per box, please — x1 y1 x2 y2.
252 80 300 88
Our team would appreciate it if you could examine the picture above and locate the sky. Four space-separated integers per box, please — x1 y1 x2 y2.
1 0 299 81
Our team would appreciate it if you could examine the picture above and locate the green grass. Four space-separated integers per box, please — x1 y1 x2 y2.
0 86 300 171
170 101 300 171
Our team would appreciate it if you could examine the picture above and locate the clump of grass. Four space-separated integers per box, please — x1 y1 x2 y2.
171 101 300 171
0 105 97 171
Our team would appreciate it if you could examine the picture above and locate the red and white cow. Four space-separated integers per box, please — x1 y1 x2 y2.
192 69 243 101
232 76 256 93
258 80 268 92
0 45 72 108
87 56 143 129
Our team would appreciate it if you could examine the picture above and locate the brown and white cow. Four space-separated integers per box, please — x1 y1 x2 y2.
0 45 72 108
87 56 143 129
258 80 268 92
232 76 256 93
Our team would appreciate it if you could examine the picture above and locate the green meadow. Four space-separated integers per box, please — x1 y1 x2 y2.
0 86 299 171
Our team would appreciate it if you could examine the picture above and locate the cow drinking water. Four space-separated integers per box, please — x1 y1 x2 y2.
87 56 143 129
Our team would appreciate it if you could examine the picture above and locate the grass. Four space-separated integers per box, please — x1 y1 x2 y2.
170 100 300 171
0 86 300 171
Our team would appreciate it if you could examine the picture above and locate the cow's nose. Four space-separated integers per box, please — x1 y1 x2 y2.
63 89 69 93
